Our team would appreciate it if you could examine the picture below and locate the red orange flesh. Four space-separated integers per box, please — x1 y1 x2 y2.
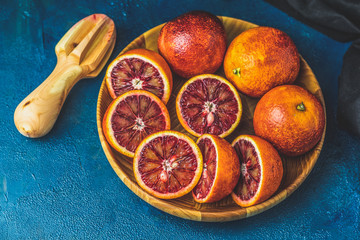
176 74 242 138
193 134 240 203
134 131 203 199
105 48 173 104
102 90 170 158
231 135 283 207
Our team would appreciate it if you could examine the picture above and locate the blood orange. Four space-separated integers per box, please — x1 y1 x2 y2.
102 90 171 158
224 27 300 97
176 74 242 138
253 85 325 156
231 135 283 207
158 11 227 79
133 131 203 199
105 48 173 104
192 134 240 203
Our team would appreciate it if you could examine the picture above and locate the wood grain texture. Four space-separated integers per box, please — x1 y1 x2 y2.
14 14 116 138
97 17 326 222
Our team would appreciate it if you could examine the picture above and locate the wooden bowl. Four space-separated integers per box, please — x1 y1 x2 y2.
96 16 326 222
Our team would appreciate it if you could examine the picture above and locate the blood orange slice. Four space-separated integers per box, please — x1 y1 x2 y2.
192 134 240 203
105 48 173 104
102 90 171 158
231 135 283 207
133 131 203 199
176 74 242 138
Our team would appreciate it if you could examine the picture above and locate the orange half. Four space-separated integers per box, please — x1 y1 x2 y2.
105 48 173 104
193 134 240 203
176 74 242 138
102 90 171 158
134 130 203 199
231 135 283 207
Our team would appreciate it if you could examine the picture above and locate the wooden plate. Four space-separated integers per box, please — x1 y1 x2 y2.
96 16 326 222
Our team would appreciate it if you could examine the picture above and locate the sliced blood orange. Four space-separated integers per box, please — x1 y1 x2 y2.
133 131 203 199
192 134 240 203
176 74 242 138
102 90 171 158
231 135 283 207
105 48 173 104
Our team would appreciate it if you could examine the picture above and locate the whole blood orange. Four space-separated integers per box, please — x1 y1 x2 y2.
192 134 240 203
253 85 325 156
176 74 242 138
105 48 173 104
133 131 203 199
231 135 283 207
224 27 300 97
102 90 171 158
158 11 226 78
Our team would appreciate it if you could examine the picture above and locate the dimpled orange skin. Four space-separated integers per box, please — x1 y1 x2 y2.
231 135 283 207
158 11 227 79
193 134 240 203
224 27 300 97
253 85 325 156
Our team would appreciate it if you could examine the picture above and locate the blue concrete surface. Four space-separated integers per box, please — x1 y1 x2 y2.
0 0 359 239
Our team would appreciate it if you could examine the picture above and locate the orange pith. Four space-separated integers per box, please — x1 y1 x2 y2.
102 90 171 158
133 131 203 199
105 48 173 104
192 134 240 203
231 135 283 207
224 26 300 97
176 74 242 138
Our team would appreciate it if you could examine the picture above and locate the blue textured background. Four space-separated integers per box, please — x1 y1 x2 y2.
1 0 359 239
